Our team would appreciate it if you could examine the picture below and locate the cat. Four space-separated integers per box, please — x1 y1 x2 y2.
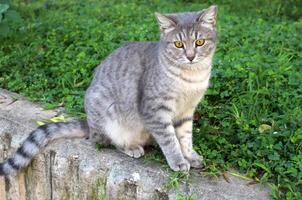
0 5 217 175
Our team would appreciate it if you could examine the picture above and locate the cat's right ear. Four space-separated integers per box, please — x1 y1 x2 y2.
155 13 176 34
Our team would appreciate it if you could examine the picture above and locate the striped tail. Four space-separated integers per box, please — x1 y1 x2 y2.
0 120 89 176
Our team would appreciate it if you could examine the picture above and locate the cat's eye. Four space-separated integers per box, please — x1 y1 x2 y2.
195 39 205 46
174 41 184 48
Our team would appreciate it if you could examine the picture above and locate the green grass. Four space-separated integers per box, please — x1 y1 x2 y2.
0 0 301 199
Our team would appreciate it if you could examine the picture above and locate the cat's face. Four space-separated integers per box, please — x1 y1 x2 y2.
156 5 217 66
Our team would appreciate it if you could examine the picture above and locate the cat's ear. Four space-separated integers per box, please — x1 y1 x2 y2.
155 12 177 33
197 5 217 29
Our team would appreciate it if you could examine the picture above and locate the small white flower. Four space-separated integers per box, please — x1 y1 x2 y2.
131 172 140 182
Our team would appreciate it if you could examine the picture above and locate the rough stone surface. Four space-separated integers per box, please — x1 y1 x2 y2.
0 89 271 200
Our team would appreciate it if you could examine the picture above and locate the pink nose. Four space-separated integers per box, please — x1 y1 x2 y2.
186 55 195 61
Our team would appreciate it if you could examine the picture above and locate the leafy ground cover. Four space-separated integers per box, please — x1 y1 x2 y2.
0 0 301 199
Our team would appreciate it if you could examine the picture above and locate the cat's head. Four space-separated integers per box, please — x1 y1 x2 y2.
155 5 217 67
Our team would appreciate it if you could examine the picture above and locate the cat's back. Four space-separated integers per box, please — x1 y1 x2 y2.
87 41 158 103
93 41 158 81
120 41 158 54
85 41 158 121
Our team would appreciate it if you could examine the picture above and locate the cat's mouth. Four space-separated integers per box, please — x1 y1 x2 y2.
189 60 198 64
181 59 197 65
184 60 199 65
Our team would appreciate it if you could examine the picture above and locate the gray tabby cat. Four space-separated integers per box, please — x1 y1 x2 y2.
0 5 217 175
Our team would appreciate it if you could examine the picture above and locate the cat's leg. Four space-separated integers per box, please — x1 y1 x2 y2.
89 118 146 158
174 110 203 168
86 97 146 158
85 92 114 147
101 119 147 158
142 105 190 171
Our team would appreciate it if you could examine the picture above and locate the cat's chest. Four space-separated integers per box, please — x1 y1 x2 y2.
174 78 210 117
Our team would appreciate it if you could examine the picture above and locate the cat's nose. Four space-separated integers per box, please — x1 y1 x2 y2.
186 55 195 62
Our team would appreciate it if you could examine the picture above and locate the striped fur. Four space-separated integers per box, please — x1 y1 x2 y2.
0 120 88 176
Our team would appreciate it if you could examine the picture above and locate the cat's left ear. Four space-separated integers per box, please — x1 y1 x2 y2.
197 5 218 29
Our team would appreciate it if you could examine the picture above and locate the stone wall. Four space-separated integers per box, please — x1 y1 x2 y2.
0 89 270 200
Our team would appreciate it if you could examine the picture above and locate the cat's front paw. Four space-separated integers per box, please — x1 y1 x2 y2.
119 146 145 158
186 151 203 169
168 157 190 172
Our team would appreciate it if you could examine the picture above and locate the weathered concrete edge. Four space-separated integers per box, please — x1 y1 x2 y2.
0 88 272 200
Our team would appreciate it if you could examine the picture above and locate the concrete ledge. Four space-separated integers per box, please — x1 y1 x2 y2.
0 89 271 200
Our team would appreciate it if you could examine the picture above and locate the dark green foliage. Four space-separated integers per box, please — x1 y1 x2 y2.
0 0 301 199
0 0 23 37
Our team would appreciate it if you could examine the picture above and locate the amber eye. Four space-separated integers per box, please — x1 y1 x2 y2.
195 39 205 46
174 41 184 48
